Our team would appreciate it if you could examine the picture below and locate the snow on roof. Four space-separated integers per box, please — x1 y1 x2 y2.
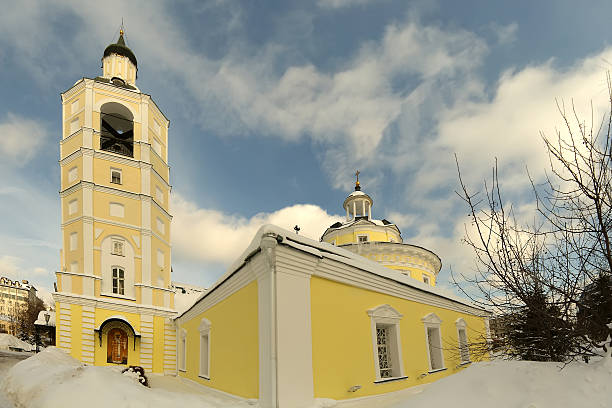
34 310 56 327
178 224 487 318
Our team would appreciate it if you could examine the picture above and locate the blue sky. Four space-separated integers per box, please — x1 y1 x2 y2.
1 0 612 299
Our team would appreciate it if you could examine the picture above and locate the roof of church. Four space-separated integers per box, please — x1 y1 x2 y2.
177 225 488 319
103 32 137 67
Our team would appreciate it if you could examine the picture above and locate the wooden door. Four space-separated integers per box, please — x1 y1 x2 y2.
107 328 128 364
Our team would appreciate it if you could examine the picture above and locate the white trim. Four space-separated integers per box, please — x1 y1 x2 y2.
455 318 470 363
368 304 404 381
178 328 187 372
422 313 444 372
51 292 176 317
198 318 211 379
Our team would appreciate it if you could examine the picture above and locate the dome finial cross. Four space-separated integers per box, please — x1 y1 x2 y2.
355 170 361 191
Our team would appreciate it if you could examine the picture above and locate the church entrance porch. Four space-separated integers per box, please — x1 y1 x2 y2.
94 316 141 367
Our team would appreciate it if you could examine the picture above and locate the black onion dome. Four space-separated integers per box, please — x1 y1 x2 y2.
103 33 137 67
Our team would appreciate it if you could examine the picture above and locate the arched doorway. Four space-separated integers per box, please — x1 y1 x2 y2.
107 327 128 364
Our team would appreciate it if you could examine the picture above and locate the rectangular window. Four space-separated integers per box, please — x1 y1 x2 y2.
110 168 122 185
70 261 78 274
110 202 125 218
155 186 164 204
111 240 124 256
153 119 161 135
458 328 470 363
358 235 369 243
376 325 393 378
70 118 79 134
156 217 165 235
71 100 79 114
152 138 162 156
112 267 125 295
423 275 430 285
200 332 209 378
427 326 444 371
68 167 78 183
69 232 78 251
68 199 78 215
157 250 164 268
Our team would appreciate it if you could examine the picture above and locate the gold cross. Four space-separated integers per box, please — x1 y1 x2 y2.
355 170 360 183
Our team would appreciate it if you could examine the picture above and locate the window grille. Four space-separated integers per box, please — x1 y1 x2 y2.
458 328 470 362
377 326 393 378
112 267 125 295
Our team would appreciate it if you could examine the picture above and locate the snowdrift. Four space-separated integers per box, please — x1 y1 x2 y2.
0 333 34 352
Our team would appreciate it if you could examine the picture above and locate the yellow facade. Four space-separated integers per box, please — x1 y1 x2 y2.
310 276 486 400
54 31 177 375
178 281 260 399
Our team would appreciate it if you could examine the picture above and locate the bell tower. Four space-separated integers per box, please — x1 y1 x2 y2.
54 28 177 375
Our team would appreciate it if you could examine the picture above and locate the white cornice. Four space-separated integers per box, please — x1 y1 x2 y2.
61 79 86 101
52 291 177 318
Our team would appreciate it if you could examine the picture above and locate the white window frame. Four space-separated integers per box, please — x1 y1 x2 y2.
155 186 164 204
71 99 80 114
156 217 165 235
199 318 211 379
111 238 124 256
367 304 405 382
422 275 430 285
422 312 445 372
157 249 164 268
110 168 122 185
69 232 78 251
68 166 78 183
178 328 187 372
68 199 78 215
456 318 470 364
357 234 369 243
111 266 125 295
109 202 125 218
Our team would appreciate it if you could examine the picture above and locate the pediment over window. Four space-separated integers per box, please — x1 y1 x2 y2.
455 317 467 328
422 312 442 325
367 304 403 320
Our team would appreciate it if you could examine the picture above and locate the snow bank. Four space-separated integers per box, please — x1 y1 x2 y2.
0 333 34 351
389 359 612 408
1 347 252 408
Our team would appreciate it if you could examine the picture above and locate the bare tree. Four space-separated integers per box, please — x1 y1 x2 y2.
453 77 612 361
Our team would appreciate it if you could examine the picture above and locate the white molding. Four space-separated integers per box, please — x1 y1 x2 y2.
198 318 211 379
422 313 444 372
52 292 176 318
368 304 405 381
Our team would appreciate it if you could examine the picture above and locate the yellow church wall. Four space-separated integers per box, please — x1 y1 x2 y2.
178 280 259 399
60 157 83 191
93 307 141 368
152 315 165 373
93 157 141 192
150 151 169 182
60 131 84 159
93 90 140 118
69 304 83 360
385 265 436 286
92 191 141 223
93 224 142 257
64 110 85 139
63 92 85 125
151 180 169 212
150 237 170 287
310 276 488 401
63 190 83 221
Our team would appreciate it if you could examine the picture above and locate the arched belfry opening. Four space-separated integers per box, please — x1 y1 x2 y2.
100 102 134 157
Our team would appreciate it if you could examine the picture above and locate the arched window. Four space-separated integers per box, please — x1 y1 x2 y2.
100 102 134 157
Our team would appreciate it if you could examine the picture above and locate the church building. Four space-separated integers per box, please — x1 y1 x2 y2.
176 179 491 407
53 30 177 374
54 29 490 408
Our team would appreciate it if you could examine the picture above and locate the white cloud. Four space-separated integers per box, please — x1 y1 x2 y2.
317 0 383 9
0 255 48 281
490 22 518 45
0 113 47 164
171 194 342 265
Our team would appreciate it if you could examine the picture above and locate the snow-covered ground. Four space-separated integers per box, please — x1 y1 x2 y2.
1 348 610 408
0 334 34 352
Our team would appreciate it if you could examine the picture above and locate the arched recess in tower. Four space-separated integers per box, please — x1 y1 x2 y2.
100 102 134 157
